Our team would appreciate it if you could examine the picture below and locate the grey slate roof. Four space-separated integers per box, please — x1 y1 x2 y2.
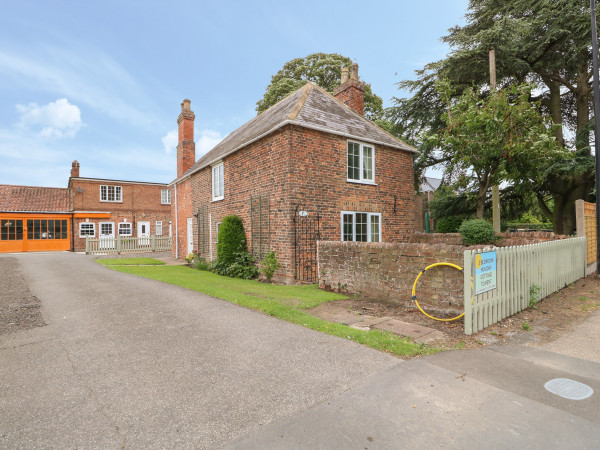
178 83 417 181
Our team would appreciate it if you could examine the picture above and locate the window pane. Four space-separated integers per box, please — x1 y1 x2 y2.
156 221 163 236
347 142 360 180
34 220 40 239
370 215 380 242
47 220 54 239
355 213 368 242
342 214 354 241
41 220 48 239
61 220 68 239
15 220 23 240
116 186 122 202
1 220 7 240
362 146 373 181
101 186 107 201
28 220 33 240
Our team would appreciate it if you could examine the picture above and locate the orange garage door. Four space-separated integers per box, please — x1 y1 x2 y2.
0 216 71 253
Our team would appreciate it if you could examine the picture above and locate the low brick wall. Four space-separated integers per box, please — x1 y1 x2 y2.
318 241 465 313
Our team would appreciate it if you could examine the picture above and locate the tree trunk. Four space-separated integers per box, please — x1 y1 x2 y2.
542 76 564 147
476 179 489 219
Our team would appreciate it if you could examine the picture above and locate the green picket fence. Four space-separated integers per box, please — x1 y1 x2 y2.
463 237 586 335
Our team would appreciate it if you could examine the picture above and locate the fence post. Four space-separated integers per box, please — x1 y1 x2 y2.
464 249 473 335
85 237 89 254
117 235 122 254
152 235 156 252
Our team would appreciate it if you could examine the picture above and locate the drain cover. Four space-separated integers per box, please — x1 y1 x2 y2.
544 378 594 400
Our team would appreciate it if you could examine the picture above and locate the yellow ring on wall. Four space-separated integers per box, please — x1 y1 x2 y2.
411 262 473 322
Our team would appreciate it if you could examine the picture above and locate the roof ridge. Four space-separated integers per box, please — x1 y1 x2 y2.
309 84 418 152
287 83 313 120
0 184 68 190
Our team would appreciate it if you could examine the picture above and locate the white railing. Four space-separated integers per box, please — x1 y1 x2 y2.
463 237 586 335
85 235 172 255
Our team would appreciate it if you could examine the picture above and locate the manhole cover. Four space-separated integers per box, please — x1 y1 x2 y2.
544 378 594 400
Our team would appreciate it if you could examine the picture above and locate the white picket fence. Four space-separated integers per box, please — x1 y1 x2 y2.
463 237 586 335
85 235 172 255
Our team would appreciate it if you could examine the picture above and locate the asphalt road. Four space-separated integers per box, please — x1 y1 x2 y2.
1 252 600 449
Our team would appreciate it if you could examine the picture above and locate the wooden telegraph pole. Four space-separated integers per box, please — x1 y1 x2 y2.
489 49 501 233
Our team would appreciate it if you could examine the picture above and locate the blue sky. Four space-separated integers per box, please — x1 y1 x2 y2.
0 0 467 187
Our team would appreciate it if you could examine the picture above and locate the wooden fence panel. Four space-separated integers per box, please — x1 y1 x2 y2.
464 237 586 335
85 236 171 255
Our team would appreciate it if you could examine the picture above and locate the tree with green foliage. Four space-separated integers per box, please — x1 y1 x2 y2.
256 53 384 120
388 0 597 233
216 215 247 269
430 82 560 219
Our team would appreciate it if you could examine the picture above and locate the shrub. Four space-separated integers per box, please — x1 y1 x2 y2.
225 251 258 279
217 215 247 267
459 219 496 245
435 216 464 233
260 251 281 282
191 254 210 271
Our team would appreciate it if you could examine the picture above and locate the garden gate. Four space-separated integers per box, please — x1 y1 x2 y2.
294 204 320 282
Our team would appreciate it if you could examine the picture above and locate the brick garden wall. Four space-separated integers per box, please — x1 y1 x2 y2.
410 231 568 247
318 241 465 314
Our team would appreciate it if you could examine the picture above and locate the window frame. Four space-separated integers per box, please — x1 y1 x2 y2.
340 211 382 243
79 222 96 238
118 222 132 236
156 221 163 236
100 185 123 202
346 140 376 185
212 161 224 201
161 189 171 205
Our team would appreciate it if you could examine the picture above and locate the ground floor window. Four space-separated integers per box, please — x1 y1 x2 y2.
79 222 96 238
27 219 68 240
156 221 163 236
100 222 114 237
118 222 132 236
341 211 381 242
1 219 23 240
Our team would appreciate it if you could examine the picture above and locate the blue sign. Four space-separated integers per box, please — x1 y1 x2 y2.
474 251 497 295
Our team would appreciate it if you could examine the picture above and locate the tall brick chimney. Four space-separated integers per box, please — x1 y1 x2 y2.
334 63 365 115
177 99 195 178
70 160 80 178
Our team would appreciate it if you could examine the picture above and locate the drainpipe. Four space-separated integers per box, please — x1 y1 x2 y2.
174 182 179 258
209 213 212 260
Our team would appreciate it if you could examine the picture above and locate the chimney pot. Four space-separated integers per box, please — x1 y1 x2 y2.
341 67 349 84
182 99 191 112
351 63 359 81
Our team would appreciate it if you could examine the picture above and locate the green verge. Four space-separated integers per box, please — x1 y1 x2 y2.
106 265 438 358
97 258 166 266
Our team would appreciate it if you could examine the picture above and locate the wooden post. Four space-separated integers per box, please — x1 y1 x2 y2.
489 49 501 233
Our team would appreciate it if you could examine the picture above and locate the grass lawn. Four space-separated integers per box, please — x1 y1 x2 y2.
96 258 166 266
105 264 438 358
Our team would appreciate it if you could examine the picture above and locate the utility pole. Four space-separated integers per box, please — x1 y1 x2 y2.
489 49 501 234
590 0 600 274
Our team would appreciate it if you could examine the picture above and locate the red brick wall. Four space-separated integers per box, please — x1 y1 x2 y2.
318 241 465 313
410 231 568 247
70 179 171 251
174 124 416 282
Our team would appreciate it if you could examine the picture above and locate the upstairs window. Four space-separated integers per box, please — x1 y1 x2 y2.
341 211 381 242
161 189 171 205
212 162 224 201
347 141 374 184
100 185 122 202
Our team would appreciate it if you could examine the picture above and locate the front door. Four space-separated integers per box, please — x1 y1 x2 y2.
137 221 150 246
99 222 115 250
187 218 193 256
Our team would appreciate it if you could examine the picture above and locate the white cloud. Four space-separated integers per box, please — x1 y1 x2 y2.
161 129 223 157
16 98 82 138
161 129 178 155
196 129 223 157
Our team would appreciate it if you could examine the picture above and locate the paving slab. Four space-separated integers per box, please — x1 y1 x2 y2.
373 318 441 341
348 315 390 331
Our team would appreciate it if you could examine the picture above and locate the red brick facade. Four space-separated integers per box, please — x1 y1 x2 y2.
69 177 171 252
172 123 416 282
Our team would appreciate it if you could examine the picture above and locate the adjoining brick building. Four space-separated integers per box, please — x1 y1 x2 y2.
68 162 172 252
170 64 418 283
0 162 172 253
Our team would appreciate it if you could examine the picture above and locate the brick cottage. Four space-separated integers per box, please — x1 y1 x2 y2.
170 64 418 282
